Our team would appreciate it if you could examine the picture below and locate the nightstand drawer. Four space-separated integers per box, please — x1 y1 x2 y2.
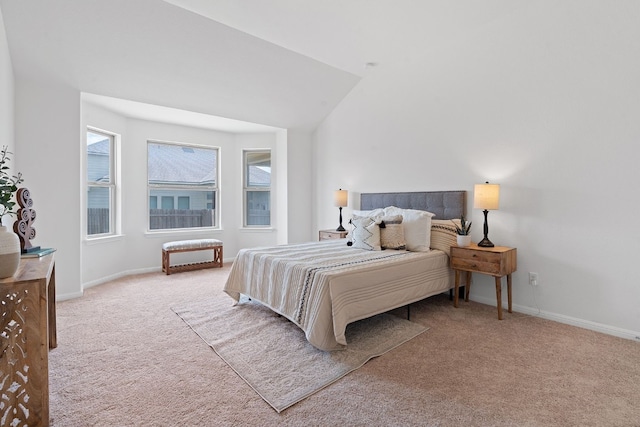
451 247 503 263
450 246 516 276
319 230 348 240
451 256 502 275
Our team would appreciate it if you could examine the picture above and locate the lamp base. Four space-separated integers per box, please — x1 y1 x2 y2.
336 206 345 232
477 237 494 247
478 209 494 247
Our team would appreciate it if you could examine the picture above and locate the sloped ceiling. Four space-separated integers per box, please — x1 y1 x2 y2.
1 0 527 131
162 0 526 77
0 0 360 131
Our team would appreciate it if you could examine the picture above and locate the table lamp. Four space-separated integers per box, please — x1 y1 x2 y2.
334 189 348 231
474 182 500 247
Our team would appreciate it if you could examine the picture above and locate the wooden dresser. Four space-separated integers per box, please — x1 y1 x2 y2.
0 254 57 427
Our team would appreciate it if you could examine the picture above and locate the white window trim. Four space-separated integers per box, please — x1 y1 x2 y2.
243 149 272 228
86 127 120 239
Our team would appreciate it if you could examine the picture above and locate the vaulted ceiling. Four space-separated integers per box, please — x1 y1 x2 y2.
1 0 526 131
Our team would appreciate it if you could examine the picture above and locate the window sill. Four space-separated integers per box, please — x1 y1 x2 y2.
144 228 223 239
239 227 275 233
84 234 125 245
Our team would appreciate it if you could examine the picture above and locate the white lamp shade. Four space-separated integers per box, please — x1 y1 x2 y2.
474 183 500 210
334 189 348 207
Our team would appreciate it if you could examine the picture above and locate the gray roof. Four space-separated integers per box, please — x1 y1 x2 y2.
147 144 217 186
87 138 109 155
87 142 271 186
249 166 271 186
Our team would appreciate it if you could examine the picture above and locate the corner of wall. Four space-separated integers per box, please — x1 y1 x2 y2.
0 6 14 228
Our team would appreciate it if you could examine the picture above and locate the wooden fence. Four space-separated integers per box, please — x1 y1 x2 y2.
87 208 110 235
88 208 214 234
149 209 214 229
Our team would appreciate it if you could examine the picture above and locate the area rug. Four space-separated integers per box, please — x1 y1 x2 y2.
171 295 428 412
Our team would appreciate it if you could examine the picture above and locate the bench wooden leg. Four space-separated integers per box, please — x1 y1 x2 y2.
162 246 223 275
162 249 171 275
213 246 223 267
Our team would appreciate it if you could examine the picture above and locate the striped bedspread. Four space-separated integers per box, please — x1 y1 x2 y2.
224 240 452 351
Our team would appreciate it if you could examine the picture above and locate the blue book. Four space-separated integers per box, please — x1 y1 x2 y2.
21 248 56 258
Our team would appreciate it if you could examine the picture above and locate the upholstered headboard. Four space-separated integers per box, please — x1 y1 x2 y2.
360 191 466 220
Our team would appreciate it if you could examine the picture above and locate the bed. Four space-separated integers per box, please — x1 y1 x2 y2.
224 191 465 351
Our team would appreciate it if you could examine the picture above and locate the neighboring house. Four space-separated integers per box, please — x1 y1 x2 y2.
146 143 217 212
86 130 273 232
246 162 271 226
86 137 110 209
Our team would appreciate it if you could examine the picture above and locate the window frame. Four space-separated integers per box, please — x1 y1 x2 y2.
86 127 118 238
147 140 219 232
243 149 272 228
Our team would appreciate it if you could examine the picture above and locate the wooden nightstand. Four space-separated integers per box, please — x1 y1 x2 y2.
318 229 348 241
450 243 517 320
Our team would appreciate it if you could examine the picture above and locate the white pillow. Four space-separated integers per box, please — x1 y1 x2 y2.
351 208 384 218
350 215 381 251
383 206 435 252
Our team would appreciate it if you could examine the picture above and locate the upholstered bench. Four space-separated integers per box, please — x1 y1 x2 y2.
161 239 223 275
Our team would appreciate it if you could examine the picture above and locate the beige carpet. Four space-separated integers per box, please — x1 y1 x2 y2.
172 296 427 412
48 265 640 426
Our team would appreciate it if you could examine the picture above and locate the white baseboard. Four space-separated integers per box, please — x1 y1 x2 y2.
82 266 161 290
66 258 234 301
56 291 84 301
470 295 640 343
58 267 162 301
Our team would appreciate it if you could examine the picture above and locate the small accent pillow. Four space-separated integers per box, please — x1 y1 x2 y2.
347 209 385 241
378 215 405 250
430 219 459 254
350 215 381 251
383 206 435 252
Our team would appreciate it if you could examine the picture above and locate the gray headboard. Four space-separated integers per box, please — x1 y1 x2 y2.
360 191 466 220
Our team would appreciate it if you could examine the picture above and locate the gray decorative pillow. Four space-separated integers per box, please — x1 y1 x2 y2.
350 215 381 251
379 215 405 250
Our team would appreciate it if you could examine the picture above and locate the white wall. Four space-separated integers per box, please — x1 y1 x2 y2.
80 103 287 290
6 21 83 298
14 77 82 299
0 8 13 228
285 130 314 244
313 1 640 338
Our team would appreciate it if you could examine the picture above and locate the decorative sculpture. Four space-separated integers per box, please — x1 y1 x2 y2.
13 187 40 253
